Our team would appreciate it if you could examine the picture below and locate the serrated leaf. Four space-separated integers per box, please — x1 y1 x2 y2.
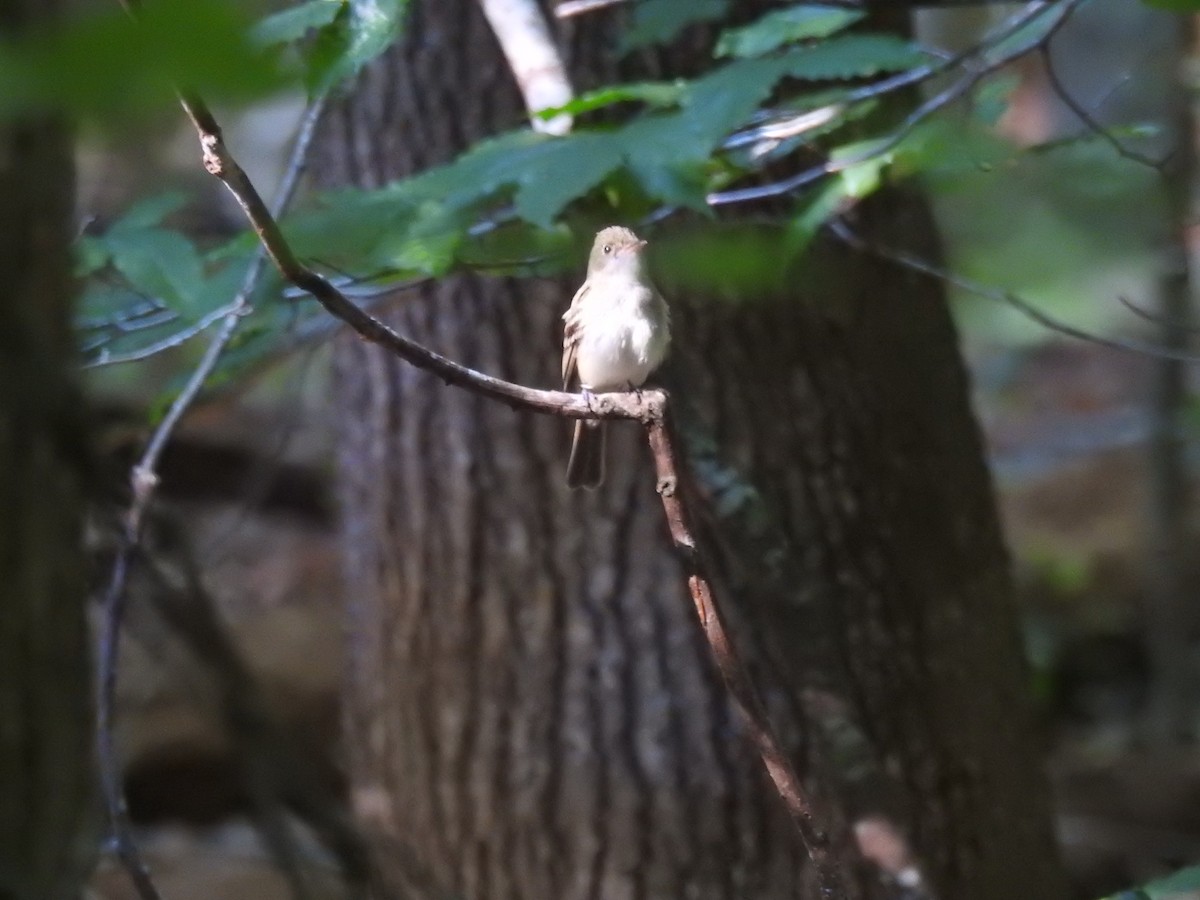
715 5 864 59
783 34 925 81
621 0 728 53
683 56 797 141
252 0 343 47
305 0 408 96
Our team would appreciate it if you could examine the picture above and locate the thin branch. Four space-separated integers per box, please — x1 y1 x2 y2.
1040 44 1167 171
95 93 328 900
86 299 238 368
829 218 1200 365
1119 293 1200 334
647 414 845 898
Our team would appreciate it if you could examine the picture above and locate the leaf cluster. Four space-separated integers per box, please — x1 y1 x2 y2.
73 0 1086 379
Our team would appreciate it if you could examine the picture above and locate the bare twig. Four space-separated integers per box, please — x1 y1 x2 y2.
829 217 1200 365
1040 45 1167 171
87 299 239 368
1119 294 1200 334
95 93 328 900
647 414 844 898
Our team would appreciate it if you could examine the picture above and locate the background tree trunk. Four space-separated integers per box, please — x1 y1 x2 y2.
319 2 1068 898
0 2 94 897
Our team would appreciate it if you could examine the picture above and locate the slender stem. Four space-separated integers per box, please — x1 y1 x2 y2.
94 94 329 900
647 414 846 899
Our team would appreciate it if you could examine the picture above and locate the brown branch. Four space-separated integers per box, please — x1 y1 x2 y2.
647 415 845 898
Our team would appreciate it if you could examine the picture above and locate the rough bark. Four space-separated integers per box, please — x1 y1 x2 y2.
319 3 1068 898
0 2 94 897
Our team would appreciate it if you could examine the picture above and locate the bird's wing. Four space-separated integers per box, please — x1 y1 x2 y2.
561 280 589 389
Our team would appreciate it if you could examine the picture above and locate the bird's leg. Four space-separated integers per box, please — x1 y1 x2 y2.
626 380 643 400
581 385 599 418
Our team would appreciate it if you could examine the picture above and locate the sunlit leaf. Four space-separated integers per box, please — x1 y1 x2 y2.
715 5 864 59
535 81 684 119
783 177 850 258
305 0 408 96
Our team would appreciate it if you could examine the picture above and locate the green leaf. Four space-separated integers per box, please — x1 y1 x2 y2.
103 229 206 313
783 177 849 258
0 0 283 120
535 81 685 119
715 5 864 59
75 237 110 278
251 0 344 47
109 192 189 233
783 34 926 81
305 0 408 96
1141 0 1200 8
1104 862 1200 899
683 56 797 142
620 0 728 53
512 134 624 228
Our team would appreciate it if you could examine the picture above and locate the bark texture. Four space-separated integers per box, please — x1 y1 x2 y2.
0 3 93 897
320 3 1068 898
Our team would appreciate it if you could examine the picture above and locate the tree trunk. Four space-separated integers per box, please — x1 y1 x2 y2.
0 3 94 897
319 3 1068 898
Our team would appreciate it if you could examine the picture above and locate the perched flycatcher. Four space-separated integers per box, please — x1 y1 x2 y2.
561 226 671 489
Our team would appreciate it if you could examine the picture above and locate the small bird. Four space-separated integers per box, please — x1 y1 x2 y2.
561 226 671 489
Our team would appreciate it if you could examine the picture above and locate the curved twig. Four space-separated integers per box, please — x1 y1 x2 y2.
95 92 329 900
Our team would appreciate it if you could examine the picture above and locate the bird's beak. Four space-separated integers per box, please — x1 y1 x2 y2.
621 239 648 255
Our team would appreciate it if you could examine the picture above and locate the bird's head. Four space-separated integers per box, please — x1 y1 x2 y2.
587 225 647 278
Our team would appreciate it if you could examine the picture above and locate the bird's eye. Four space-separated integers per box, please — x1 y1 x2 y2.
603 244 612 254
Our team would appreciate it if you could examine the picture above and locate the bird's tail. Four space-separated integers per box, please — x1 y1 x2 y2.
566 420 605 489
